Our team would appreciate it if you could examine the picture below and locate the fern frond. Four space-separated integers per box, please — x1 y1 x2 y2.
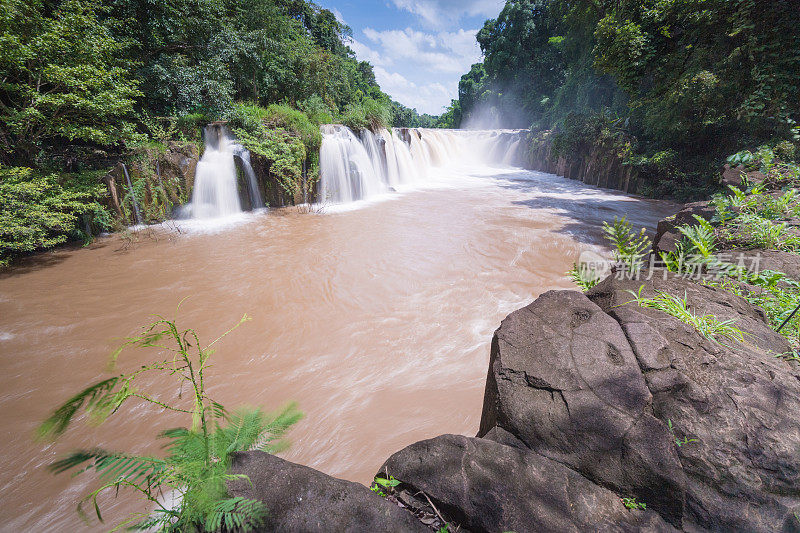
602 217 651 271
248 403 304 453
205 497 267 533
37 378 120 440
568 263 601 291
677 216 716 259
50 449 166 485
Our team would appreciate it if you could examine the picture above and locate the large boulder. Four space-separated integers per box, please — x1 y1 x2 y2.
586 276 800 531
477 290 687 525
379 434 675 532
478 279 800 531
227 451 427 532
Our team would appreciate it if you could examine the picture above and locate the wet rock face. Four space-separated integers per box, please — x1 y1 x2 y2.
227 451 428 533
478 277 800 531
379 434 675 533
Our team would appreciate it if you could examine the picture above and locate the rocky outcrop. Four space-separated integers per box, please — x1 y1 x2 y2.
103 142 199 226
653 201 715 254
525 131 640 194
380 434 674 532
477 290 687 525
586 276 800 531
227 451 428 532
224 235 800 532
477 277 800 531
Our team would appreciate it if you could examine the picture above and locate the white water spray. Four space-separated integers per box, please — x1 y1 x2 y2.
319 127 527 204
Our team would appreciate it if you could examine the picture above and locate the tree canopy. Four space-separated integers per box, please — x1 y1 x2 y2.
452 0 800 173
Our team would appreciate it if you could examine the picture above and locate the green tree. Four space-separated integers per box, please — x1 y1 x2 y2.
0 0 142 165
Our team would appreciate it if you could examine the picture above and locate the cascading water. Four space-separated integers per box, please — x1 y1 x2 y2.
231 146 264 210
184 125 263 219
318 126 527 204
121 163 143 225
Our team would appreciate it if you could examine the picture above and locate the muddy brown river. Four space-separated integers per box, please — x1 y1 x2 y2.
0 166 675 531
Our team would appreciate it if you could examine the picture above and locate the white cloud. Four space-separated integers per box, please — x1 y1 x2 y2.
348 38 390 67
347 26 482 114
331 8 346 25
362 27 480 74
373 67 452 115
391 0 504 27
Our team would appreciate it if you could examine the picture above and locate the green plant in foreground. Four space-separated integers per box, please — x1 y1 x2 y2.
568 263 602 291
370 474 401 498
667 419 699 447
622 497 646 511
626 286 746 346
38 310 302 532
603 217 651 274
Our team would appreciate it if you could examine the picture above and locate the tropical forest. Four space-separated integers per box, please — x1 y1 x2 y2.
1 0 800 531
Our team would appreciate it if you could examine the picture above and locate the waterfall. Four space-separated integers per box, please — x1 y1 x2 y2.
121 163 143 225
184 124 263 219
318 125 389 204
231 146 264 210
318 127 527 204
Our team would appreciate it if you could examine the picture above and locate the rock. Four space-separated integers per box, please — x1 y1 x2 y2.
721 164 768 191
721 164 746 190
227 451 427 533
653 201 716 254
477 290 687 526
718 247 800 283
477 280 800 530
747 169 768 187
163 142 199 195
587 275 800 531
380 434 675 533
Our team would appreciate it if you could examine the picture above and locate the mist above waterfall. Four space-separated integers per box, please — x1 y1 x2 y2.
319 126 526 204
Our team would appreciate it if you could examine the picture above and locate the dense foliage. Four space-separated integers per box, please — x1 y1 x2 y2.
451 0 800 197
0 166 111 266
0 0 431 265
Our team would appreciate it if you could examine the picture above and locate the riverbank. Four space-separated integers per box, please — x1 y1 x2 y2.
0 167 675 530
222 153 800 531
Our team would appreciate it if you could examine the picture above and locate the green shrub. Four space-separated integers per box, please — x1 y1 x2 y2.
227 103 271 134
38 311 302 532
298 95 335 126
342 98 391 132
774 141 797 163
0 167 109 267
229 103 322 152
264 104 322 151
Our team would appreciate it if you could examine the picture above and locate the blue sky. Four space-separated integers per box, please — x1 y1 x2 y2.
316 0 506 116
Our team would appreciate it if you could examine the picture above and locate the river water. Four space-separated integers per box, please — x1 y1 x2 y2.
0 164 675 531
